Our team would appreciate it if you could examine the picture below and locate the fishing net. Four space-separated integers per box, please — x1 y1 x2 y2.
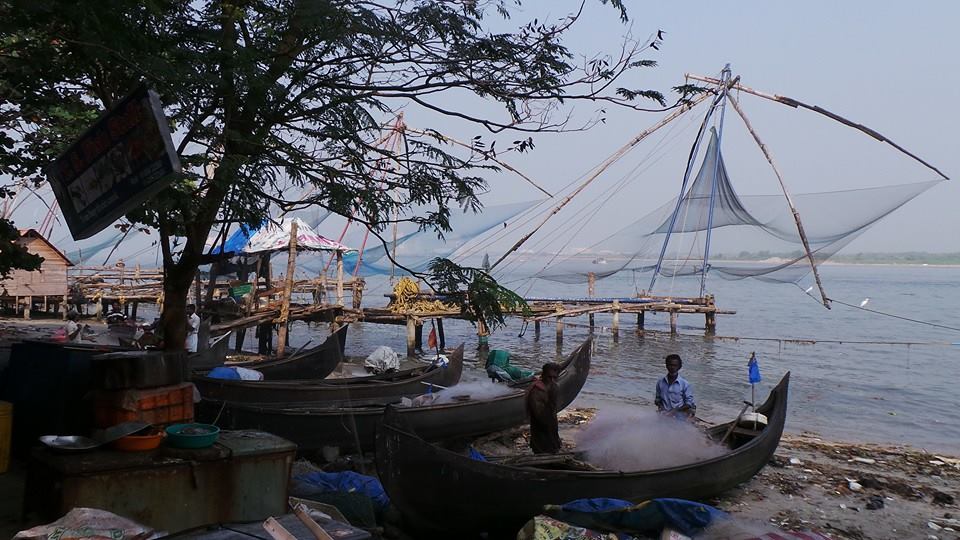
296 199 541 277
535 130 940 290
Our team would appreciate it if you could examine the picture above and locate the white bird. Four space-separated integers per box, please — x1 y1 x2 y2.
805 286 813 294
859 298 870 307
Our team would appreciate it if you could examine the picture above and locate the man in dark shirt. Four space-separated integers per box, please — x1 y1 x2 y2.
525 362 562 454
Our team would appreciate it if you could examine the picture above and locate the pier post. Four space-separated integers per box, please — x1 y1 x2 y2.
406 317 417 357
587 272 596 333
705 310 716 332
131 301 139 321
534 320 541 340
62 294 68 320
24 296 31 320
336 251 345 306
556 316 564 347
669 310 678 334
612 300 620 341
436 318 446 349
637 311 644 329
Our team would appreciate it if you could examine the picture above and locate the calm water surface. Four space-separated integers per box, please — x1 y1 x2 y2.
275 264 960 453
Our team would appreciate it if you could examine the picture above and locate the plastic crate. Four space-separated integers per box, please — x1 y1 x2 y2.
93 382 195 428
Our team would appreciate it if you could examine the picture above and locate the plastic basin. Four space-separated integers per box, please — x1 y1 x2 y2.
112 430 165 452
165 423 220 449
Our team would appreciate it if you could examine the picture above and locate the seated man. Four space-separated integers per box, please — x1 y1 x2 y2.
655 353 696 418
105 301 127 325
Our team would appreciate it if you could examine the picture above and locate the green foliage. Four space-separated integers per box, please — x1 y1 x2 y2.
428 258 530 332
0 219 42 278
0 0 682 342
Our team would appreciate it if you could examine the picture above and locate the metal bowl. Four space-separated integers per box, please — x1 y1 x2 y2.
39 435 100 452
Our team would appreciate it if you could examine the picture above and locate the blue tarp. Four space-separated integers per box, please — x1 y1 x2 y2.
207 366 241 380
210 222 263 255
545 498 727 537
292 471 389 511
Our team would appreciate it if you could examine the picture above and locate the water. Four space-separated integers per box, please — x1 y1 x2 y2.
279 264 960 453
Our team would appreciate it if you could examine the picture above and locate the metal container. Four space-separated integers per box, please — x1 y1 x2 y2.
25 430 297 533
91 350 188 390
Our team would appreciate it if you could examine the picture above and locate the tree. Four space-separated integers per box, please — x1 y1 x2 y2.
1 0 692 349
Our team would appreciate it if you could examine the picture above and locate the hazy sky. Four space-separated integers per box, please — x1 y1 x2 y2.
419 0 959 254
10 0 958 260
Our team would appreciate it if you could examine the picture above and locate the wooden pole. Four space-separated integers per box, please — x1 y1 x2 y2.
276 221 299 357
587 272 596 332
23 296 30 320
62 294 68 320
534 320 541 340
685 73 950 181
555 316 564 346
637 311 644 330
336 251 344 306
489 91 714 270
257 253 273 354
727 94 831 309
612 299 620 341
705 310 717 332
669 310 678 334
406 316 417 357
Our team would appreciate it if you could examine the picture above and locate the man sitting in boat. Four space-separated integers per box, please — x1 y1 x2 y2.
105 301 126 325
655 354 696 419
525 362 562 454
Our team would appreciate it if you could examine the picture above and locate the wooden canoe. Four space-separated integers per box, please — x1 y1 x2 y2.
375 372 790 538
198 339 591 453
193 344 464 403
189 325 347 377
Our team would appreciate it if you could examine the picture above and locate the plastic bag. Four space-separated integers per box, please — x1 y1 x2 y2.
14 508 162 540
364 346 400 374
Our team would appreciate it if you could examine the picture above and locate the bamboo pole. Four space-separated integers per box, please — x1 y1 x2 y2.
727 94 831 309
489 90 714 270
685 73 949 181
276 221 299 357
336 251 344 306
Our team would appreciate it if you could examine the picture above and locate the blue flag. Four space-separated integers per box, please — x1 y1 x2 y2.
748 354 762 384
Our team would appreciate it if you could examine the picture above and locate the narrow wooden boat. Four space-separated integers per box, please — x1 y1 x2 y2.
198 339 591 452
193 344 464 403
375 372 790 538
189 325 347 380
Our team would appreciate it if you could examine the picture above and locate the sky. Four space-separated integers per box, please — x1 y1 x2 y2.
8 0 959 264
408 0 960 254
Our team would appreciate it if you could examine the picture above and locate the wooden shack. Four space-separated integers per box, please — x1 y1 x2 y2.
0 229 73 318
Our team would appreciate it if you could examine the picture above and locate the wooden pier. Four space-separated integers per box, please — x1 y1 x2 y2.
348 287 734 357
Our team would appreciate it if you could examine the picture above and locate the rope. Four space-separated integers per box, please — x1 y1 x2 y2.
793 283 960 333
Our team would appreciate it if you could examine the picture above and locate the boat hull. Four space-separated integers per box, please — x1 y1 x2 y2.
375 372 789 538
199 340 591 452
193 344 464 402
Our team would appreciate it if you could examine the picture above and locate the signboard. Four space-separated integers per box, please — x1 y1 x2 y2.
46 85 181 240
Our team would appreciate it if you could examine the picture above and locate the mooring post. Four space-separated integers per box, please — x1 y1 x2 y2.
612 299 620 341
23 296 31 320
556 316 564 346
587 272 596 333
705 311 716 332
534 320 541 340
406 316 417 357
62 294 68 320
670 310 678 334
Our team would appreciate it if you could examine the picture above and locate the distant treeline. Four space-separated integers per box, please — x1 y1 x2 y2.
711 251 960 265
